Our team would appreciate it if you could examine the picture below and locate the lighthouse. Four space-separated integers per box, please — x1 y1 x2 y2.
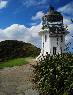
39 7 69 56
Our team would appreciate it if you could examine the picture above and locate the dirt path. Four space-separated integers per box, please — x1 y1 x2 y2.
0 59 39 95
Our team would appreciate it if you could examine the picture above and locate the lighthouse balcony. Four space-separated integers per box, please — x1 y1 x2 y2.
39 28 69 36
49 30 69 36
39 28 49 35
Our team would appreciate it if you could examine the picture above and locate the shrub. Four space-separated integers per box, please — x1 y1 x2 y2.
33 53 73 95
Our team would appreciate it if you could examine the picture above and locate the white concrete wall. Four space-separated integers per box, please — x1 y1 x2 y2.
41 32 66 56
50 35 65 55
41 32 50 56
44 33 50 55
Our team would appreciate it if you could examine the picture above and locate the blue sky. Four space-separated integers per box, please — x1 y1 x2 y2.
0 0 73 49
0 0 71 28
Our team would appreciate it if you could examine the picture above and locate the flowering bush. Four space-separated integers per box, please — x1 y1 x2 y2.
33 53 73 95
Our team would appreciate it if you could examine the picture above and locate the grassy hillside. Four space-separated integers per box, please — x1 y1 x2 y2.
0 40 40 62
0 57 33 69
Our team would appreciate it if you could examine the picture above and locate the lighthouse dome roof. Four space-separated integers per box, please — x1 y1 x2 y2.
43 6 63 22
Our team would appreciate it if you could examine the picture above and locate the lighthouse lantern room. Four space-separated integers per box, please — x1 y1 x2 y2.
39 7 69 56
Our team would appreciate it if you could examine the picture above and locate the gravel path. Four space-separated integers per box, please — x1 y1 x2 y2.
0 59 39 95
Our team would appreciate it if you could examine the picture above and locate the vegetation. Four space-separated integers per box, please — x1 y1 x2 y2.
0 40 40 62
33 53 73 95
0 57 33 69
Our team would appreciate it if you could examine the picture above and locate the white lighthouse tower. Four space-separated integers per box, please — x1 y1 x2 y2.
39 7 69 56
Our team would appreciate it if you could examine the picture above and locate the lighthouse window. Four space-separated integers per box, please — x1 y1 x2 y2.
57 41 58 45
57 38 58 41
57 38 58 45
45 35 47 42
60 47 62 54
43 43 44 48
53 47 56 55
61 36 63 42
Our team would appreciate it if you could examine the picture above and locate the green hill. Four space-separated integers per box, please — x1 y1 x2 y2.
0 40 40 62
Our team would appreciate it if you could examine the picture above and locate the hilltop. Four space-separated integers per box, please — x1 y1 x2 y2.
0 40 40 62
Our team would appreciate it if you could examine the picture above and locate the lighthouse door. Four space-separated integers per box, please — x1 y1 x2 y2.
53 47 56 55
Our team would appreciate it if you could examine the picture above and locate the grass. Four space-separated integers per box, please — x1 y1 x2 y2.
0 57 33 69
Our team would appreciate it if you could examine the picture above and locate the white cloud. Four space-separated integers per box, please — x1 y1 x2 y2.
30 23 37 26
0 24 32 42
0 0 8 9
65 24 73 44
68 24 73 34
63 17 71 25
32 11 44 20
29 23 42 47
37 0 47 5
58 1 73 16
23 0 36 7
29 23 42 37
0 24 42 47
58 1 73 48
23 0 47 7
64 21 73 48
